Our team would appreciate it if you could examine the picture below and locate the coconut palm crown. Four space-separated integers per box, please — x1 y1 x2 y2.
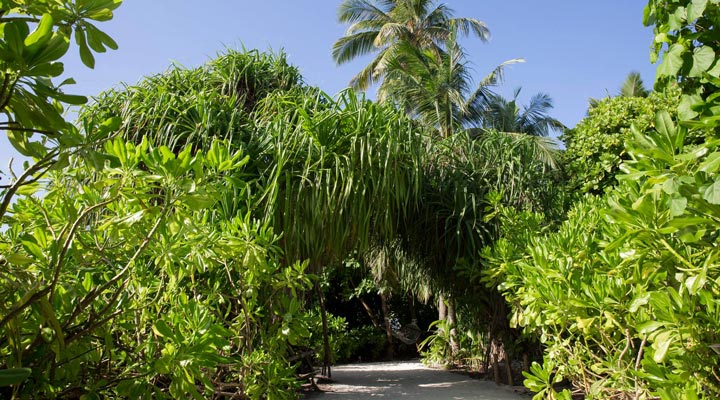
479 88 566 137
332 0 490 90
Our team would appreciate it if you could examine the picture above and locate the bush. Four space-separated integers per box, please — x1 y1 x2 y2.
489 114 720 398
561 90 680 195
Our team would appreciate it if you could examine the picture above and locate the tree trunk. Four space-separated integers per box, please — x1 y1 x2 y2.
380 292 394 360
409 295 417 324
492 340 501 385
316 284 331 378
503 342 513 386
437 294 447 322
523 353 529 373
359 297 382 328
446 295 458 360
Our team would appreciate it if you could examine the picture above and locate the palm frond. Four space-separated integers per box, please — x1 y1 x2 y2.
333 31 381 65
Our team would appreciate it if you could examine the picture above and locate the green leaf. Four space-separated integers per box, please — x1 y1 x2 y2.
82 272 94 292
688 0 708 21
53 92 87 105
38 297 65 358
702 179 720 204
698 151 720 173
0 368 32 387
658 44 685 78
655 110 676 151
689 46 715 77
678 94 701 120
84 22 118 50
668 195 687 216
27 61 64 77
24 13 54 50
22 240 44 259
74 27 95 68
183 194 217 211
152 320 174 339
638 321 663 334
6 253 34 265
653 330 673 363
668 6 688 31
84 23 107 53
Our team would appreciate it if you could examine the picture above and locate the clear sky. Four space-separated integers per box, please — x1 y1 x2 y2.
1 1 656 171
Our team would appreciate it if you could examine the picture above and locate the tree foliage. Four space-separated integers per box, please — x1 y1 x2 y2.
481 1 720 398
562 90 680 194
477 88 565 137
332 0 489 91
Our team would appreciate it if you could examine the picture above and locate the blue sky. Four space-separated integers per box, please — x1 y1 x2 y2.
1 1 656 170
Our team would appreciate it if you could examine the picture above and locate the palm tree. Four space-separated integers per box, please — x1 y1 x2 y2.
477 88 566 137
619 71 649 98
332 0 490 90
377 31 522 137
589 71 649 108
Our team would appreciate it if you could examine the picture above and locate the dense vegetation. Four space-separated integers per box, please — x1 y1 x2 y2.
2 0 720 399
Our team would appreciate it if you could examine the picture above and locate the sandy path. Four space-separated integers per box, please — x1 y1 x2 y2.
305 360 529 399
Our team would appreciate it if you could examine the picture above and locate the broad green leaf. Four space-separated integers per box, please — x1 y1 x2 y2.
24 13 54 50
21 240 44 259
152 320 174 339
6 253 34 265
653 330 672 362
657 44 685 78
668 195 687 216
0 368 32 387
30 34 70 64
638 321 663 334
667 6 688 31
74 27 95 68
183 194 217 211
82 272 94 292
654 110 676 152
38 297 65 358
53 91 87 105
688 0 708 21
698 151 720 173
689 46 715 77
84 22 118 50
26 61 64 77
5 21 29 57
702 179 720 204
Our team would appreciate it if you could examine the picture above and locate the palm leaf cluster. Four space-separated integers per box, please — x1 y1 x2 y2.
82 47 561 290
82 49 302 153
477 88 566 137
332 0 489 90
333 0 563 141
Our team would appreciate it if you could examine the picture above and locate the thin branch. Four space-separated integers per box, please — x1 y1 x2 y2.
49 198 116 303
0 124 59 136
0 148 58 218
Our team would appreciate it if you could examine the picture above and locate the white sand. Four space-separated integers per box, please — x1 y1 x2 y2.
306 360 529 399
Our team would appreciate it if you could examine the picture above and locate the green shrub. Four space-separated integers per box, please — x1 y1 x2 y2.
489 114 720 398
561 90 680 195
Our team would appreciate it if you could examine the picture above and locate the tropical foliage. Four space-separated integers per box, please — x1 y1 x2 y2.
481 1 720 399
477 88 565 137
562 89 680 194
7 0 718 399
589 71 650 109
332 0 489 90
